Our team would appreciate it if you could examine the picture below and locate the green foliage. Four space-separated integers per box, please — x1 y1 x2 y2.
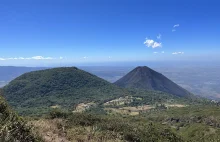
140 105 220 142
64 112 183 142
128 88 187 105
85 105 107 115
0 90 42 142
179 123 220 141
48 108 70 119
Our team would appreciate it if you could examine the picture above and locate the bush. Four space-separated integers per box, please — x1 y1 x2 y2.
49 108 69 119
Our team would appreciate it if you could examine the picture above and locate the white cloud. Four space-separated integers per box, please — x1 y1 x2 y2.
161 51 165 53
173 24 180 28
157 34 161 39
144 38 162 48
31 56 54 60
83 56 88 59
153 52 158 54
59 56 63 60
0 56 55 60
0 58 5 60
152 42 162 48
144 39 154 47
172 52 184 55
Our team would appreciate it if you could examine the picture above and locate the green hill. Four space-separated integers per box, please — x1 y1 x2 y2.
3 67 130 116
115 66 194 98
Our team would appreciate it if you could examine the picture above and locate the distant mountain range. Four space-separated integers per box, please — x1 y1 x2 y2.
115 66 193 98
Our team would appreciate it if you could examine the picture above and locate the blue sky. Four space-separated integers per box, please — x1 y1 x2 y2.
0 0 219 66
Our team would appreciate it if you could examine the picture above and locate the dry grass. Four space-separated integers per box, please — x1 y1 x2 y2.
29 119 123 142
73 102 96 113
66 126 123 142
105 108 129 115
105 105 155 116
29 119 70 142
121 105 154 111
165 104 187 108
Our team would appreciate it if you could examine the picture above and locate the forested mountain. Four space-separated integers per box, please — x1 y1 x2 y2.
115 66 193 98
3 67 130 115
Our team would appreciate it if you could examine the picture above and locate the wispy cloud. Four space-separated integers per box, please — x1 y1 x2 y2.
153 51 165 54
173 24 180 28
83 56 88 59
172 24 180 32
0 56 57 60
172 52 184 55
157 34 161 39
144 38 162 48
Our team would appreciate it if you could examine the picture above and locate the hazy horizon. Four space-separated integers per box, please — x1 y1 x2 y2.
1 60 220 68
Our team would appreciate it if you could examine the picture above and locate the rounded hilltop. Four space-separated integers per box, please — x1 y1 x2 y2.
3 67 129 116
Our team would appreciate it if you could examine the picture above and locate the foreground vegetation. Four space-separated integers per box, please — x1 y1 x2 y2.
31 109 183 142
141 105 220 141
2 87 220 141
29 104 220 142
0 90 41 142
